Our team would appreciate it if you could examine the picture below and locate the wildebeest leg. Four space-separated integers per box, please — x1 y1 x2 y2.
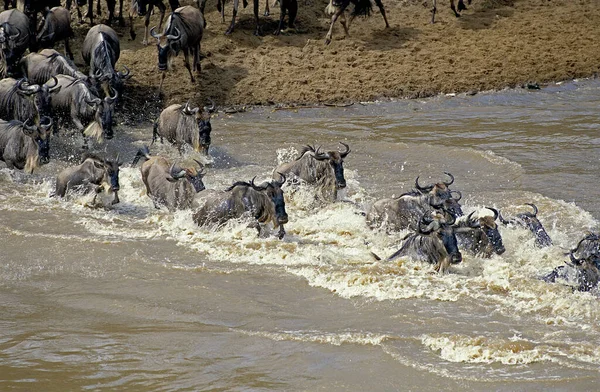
457 0 467 12
182 48 195 82
118 0 125 25
434 257 451 274
217 0 225 23
85 0 94 24
340 13 350 38
225 0 239 35
277 224 285 239
97 0 102 16
431 0 436 23
325 5 348 45
274 0 286 35
158 72 166 95
450 0 460 17
194 43 201 73
129 1 136 40
287 0 297 28
373 0 389 28
264 0 270 16
253 0 261 36
64 38 74 60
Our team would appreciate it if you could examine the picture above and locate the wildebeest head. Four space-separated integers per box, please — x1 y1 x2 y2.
17 77 61 118
499 203 552 247
566 241 600 292
166 160 206 193
415 172 454 207
444 190 464 218
251 174 289 226
308 142 351 189
151 26 180 72
22 116 53 169
196 99 215 156
91 155 122 204
465 208 506 255
85 87 118 139
419 212 462 264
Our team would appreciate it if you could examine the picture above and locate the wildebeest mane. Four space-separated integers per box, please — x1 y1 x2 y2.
92 33 119 74
225 181 252 192
0 79 36 121
295 145 317 161
80 152 104 164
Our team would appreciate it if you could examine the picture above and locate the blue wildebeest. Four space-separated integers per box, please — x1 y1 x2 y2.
371 212 462 274
193 175 289 239
82 23 130 99
49 74 118 145
153 101 213 156
431 0 471 24
366 173 461 232
53 152 121 205
35 6 74 60
132 145 206 211
0 116 53 173
273 143 351 202
0 77 61 124
454 208 505 258
499 203 552 247
0 8 31 77
129 0 179 44
324 0 389 45
542 234 600 292
19 49 92 86
150 5 203 92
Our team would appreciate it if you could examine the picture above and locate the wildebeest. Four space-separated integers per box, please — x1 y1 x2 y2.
273 143 351 202
129 0 179 44
19 49 89 86
35 6 74 60
219 0 297 35
0 8 31 76
366 173 460 231
150 5 203 92
132 145 206 211
49 74 118 144
82 23 130 98
0 116 52 173
431 0 471 24
0 77 61 124
542 234 600 292
499 203 552 247
454 208 505 257
53 152 121 205
152 101 213 156
66 0 125 25
324 0 389 45
371 212 462 274
193 175 289 239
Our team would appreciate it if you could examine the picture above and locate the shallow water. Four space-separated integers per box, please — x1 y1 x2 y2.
1 79 600 390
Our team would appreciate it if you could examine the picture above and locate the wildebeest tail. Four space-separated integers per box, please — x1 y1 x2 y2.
132 145 151 166
353 0 373 17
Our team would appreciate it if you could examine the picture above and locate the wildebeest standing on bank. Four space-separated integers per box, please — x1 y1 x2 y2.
193 176 289 239
129 0 180 44
150 5 203 92
0 8 31 77
431 0 471 24
324 0 389 45
371 212 463 274
499 203 552 247
0 116 53 173
220 0 297 36
53 152 121 205
19 49 89 86
49 74 118 145
82 23 130 98
0 77 61 124
454 208 505 258
273 143 351 202
132 146 206 211
153 101 212 156
35 6 74 60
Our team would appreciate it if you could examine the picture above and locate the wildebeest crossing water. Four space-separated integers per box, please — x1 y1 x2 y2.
1 80 600 390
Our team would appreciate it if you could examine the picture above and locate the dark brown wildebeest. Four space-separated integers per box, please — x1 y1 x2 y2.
0 77 61 124
132 145 206 211
19 49 89 86
0 116 53 173
366 173 461 232
129 0 179 44
0 8 31 76
499 203 552 247
153 101 212 156
454 208 505 258
54 152 121 205
431 0 472 24
273 143 351 202
35 6 74 60
324 0 389 45
49 74 118 145
371 212 462 274
193 176 289 239
150 5 203 92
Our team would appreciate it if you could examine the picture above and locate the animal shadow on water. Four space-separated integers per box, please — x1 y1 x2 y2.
365 26 420 51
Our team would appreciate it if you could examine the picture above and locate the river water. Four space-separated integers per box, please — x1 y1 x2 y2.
1 79 600 390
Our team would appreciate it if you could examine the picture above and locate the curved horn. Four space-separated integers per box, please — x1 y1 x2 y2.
312 146 330 161
445 213 456 226
182 100 193 115
569 250 583 266
204 98 216 113
85 97 102 106
250 176 267 191
46 76 59 92
524 203 538 217
193 159 205 175
166 26 181 40
8 27 20 40
415 176 434 193
486 207 499 221
169 162 186 179
275 172 286 187
39 116 53 132
117 65 130 79
498 209 510 225
451 190 462 201
150 26 161 39
17 78 39 94
105 87 119 103
467 211 479 228
22 118 37 132
443 172 454 186
339 142 351 158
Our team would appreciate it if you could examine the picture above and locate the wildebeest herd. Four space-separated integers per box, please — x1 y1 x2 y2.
0 1 598 296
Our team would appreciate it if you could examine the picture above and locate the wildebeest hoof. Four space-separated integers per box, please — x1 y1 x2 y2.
142 39 148 45
325 37 332 45
273 29 281 36
264 11 269 16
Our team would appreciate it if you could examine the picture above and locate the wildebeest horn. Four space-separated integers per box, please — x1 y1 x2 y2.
166 26 181 40
275 172 286 187
339 142 351 158
46 76 59 92
451 190 462 201
524 203 538 217
17 78 39 94
415 176 434 193
169 162 186 179
486 207 499 221
467 211 479 228
445 213 456 226
204 98 216 113
150 26 161 39
569 249 583 266
313 146 330 161
105 87 119 103
182 100 194 115
497 209 510 225
117 65 131 79
85 97 102 106
8 27 19 40
443 172 454 186
250 176 267 191
22 118 37 132
193 159 205 175
39 116 53 132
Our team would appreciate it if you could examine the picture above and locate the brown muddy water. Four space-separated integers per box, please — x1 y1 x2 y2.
1 80 600 391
